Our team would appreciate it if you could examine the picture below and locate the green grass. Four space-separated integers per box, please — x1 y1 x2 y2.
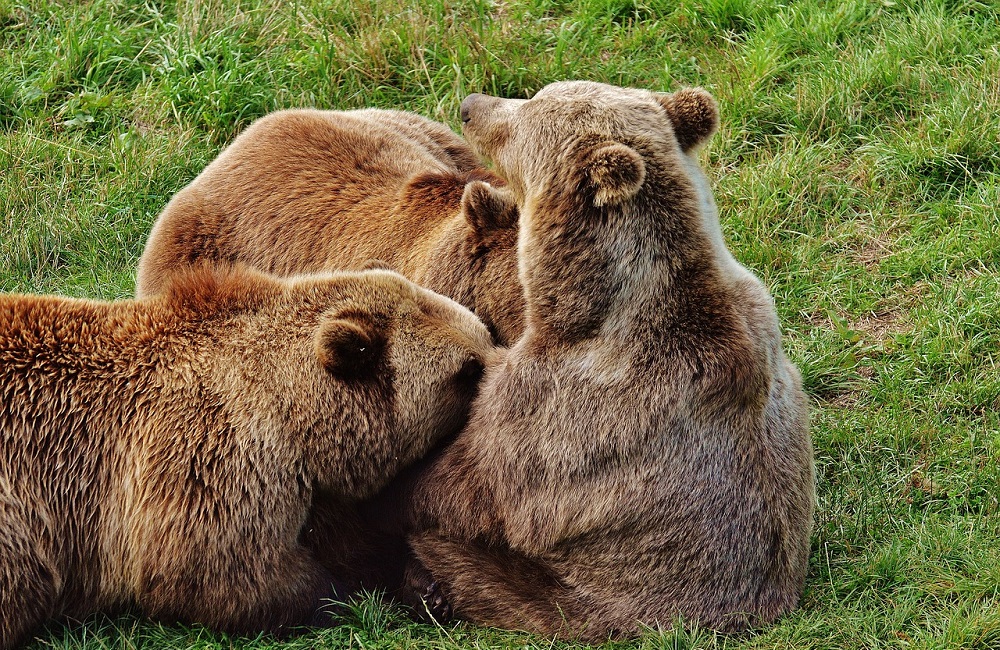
2 0 999 648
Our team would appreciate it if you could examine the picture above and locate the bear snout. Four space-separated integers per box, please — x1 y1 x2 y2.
460 93 486 124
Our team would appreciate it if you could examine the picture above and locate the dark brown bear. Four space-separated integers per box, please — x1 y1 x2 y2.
0 264 494 650
402 82 815 639
135 109 523 344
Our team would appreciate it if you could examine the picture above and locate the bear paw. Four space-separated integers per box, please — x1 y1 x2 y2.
400 560 453 624
419 580 453 623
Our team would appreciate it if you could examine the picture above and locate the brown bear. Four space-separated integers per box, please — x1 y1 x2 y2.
400 82 815 639
135 108 524 345
0 264 494 650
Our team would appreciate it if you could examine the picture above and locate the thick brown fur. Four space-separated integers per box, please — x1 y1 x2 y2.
0 264 494 649
135 109 523 345
404 82 815 639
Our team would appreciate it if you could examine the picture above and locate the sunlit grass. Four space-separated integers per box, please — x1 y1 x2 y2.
2 0 999 647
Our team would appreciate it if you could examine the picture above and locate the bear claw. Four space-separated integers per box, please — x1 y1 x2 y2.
421 580 453 622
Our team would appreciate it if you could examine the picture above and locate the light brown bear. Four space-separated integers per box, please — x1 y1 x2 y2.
0 264 494 650
135 109 523 345
401 82 815 639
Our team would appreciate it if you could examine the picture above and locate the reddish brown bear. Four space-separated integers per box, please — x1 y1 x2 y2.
0 265 494 649
135 109 524 344
402 82 815 639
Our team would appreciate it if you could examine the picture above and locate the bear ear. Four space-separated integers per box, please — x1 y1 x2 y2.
314 313 386 379
461 180 518 238
655 87 719 152
586 143 646 207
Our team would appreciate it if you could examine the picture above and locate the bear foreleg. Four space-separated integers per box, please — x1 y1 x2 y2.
406 531 608 640
139 544 341 636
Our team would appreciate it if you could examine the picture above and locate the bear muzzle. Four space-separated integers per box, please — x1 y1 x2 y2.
460 93 485 124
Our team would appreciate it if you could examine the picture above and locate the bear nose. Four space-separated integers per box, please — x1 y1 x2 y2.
460 94 484 124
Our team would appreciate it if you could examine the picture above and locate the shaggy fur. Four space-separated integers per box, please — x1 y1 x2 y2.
0 265 494 649
135 109 524 344
403 82 815 639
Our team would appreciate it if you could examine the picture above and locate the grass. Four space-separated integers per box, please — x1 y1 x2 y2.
2 0 999 647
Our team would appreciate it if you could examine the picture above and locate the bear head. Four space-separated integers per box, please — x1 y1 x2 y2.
303 270 495 496
416 174 523 346
459 81 718 207
456 81 720 340
457 178 522 344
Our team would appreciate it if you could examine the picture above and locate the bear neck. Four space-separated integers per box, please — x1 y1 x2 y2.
518 156 739 346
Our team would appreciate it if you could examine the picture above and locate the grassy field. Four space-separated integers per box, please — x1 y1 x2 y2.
2 0 999 647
